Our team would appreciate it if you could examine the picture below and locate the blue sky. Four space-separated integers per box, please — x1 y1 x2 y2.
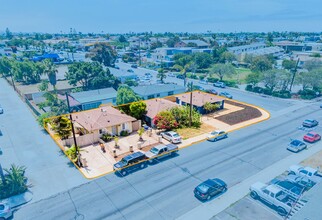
0 0 322 33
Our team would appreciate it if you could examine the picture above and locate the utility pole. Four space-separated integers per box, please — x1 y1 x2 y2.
0 163 6 186
189 82 193 127
138 38 141 66
65 93 81 167
289 58 300 92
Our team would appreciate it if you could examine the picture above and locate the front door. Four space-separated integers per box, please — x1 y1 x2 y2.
112 126 118 135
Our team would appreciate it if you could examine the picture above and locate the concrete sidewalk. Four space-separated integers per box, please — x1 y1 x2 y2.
176 142 322 220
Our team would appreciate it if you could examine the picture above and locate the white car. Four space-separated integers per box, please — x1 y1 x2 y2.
160 131 182 144
0 202 12 220
207 130 228 141
288 165 322 182
168 72 175 77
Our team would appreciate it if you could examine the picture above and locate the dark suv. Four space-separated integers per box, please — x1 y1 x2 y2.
194 178 227 201
113 151 147 176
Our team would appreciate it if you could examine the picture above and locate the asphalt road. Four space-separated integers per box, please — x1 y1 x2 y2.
13 101 322 220
0 79 88 202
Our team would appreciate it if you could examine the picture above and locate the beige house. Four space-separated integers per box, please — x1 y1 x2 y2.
64 106 140 147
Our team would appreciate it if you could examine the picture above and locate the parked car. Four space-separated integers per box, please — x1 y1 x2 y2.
0 202 12 220
191 85 205 91
194 178 227 201
287 139 307 153
127 69 134 73
113 151 147 176
303 131 321 143
286 174 316 190
168 72 175 77
213 81 226 88
302 119 319 128
199 79 208 84
114 65 120 69
176 74 184 79
207 130 228 142
0 107 3 114
219 92 233 99
206 89 218 95
145 72 152 78
160 131 182 144
131 64 138 68
145 144 178 163
288 165 322 182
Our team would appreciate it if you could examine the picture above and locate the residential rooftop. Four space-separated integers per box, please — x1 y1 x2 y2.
144 98 179 119
176 91 224 107
70 87 117 104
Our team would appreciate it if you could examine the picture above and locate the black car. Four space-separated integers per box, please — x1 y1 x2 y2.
302 119 319 128
194 178 227 201
113 151 147 176
176 74 184 79
131 64 138 68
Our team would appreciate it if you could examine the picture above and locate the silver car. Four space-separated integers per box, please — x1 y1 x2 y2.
160 131 182 144
287 139 307 153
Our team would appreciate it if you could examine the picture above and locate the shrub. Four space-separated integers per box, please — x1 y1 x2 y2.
101 133 113 142
245 84 253 91
252 86 263 93
298 89 316 100
196 69 209 73
120 130 129 136
272 90 291 99
207 77 218 83
223 79 238 88
262 88 273 95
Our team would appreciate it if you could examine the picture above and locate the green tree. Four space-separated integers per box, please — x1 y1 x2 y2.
43 59 58 90
304 59 322 71
37 112 53 128
250 56 273 72
170 106 201 128
38 80 49 92
65 145 82 162
85 42 117 67
166 36 180 47
219 51 236 63
157 68 167 83
0 57 13 77
118 35 127 43
150 41 162 50
192 52 213 69
12 60 42 84
5 28 13 39
66 61 116 90
153 111 179 130
173 54 193 86
50 116 72 140
282 60 297 71
124 79 138 87
129 101 147 119
245 72 261 87
212 46 227 63
210 63 236 81
116 85 141 105
261 69 282 92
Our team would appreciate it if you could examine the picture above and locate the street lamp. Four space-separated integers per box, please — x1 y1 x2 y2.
188 82 194 127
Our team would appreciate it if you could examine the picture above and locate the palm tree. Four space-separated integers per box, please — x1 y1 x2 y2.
4 164 29 196
65 145 83 162
43 59 58 90
173 62 192 87
157 68 167 83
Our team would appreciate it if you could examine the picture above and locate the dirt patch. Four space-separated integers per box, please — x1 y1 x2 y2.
301 150 322 169
175 123 216 139
163 95 177 102
214 100 262 125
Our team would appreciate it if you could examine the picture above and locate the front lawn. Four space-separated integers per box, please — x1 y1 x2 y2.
175 123 215 140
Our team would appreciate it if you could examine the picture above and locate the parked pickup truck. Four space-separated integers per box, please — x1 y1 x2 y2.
250 182 296 216
288 165 322 183
145 144 178 163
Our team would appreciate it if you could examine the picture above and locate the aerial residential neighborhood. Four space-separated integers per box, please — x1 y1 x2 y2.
1 1 322 220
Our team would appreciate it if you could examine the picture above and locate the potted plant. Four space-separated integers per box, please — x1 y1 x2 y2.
138 127 145 141
114 136 119 148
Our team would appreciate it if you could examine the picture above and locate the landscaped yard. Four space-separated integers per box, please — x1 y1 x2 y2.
215 100 262 125
175 123 215 140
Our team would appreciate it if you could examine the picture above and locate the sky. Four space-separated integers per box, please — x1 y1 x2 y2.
0 0 322 34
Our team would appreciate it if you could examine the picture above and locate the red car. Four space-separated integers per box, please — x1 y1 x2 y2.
303 132 321 143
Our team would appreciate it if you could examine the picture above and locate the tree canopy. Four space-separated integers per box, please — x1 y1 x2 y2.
116 85 141 105
210 63 236 81
85 42 117 67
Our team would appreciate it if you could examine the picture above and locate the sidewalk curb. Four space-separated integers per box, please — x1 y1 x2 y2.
1 191 33 209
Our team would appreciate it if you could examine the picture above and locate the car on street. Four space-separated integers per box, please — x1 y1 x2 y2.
287 139 307 153
199 79 208 84
160 131 182 144
127 69 134 73
302 119 319 128
0 107 3 114
213 81 226 88
219 91 233 99
303 131 321 143
176 74 184 79
192 85 205 91
194 178 227 201
168 72 175 77
145 72 152 78
144 144 178 163
131 64 138 68
286 174 316 190
207 130 228 142
206 89 218 95
0 202 12 220
113 151 147 176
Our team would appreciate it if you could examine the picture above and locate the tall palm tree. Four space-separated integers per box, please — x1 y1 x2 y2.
43 59 58 90
173 62 192 87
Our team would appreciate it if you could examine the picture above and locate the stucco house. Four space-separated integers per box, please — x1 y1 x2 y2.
175 91 225 114
65 106 140 147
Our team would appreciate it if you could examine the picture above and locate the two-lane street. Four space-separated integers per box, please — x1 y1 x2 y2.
13 101 322 220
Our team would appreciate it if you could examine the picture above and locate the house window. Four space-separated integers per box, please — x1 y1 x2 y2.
122 123 126 130
168 91 174 96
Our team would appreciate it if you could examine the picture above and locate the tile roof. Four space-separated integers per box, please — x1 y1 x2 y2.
72 106 136 132
144 98 179 119
176 91 224 107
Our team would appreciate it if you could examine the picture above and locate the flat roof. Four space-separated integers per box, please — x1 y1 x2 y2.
71 87 117 104
131 84 185 97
